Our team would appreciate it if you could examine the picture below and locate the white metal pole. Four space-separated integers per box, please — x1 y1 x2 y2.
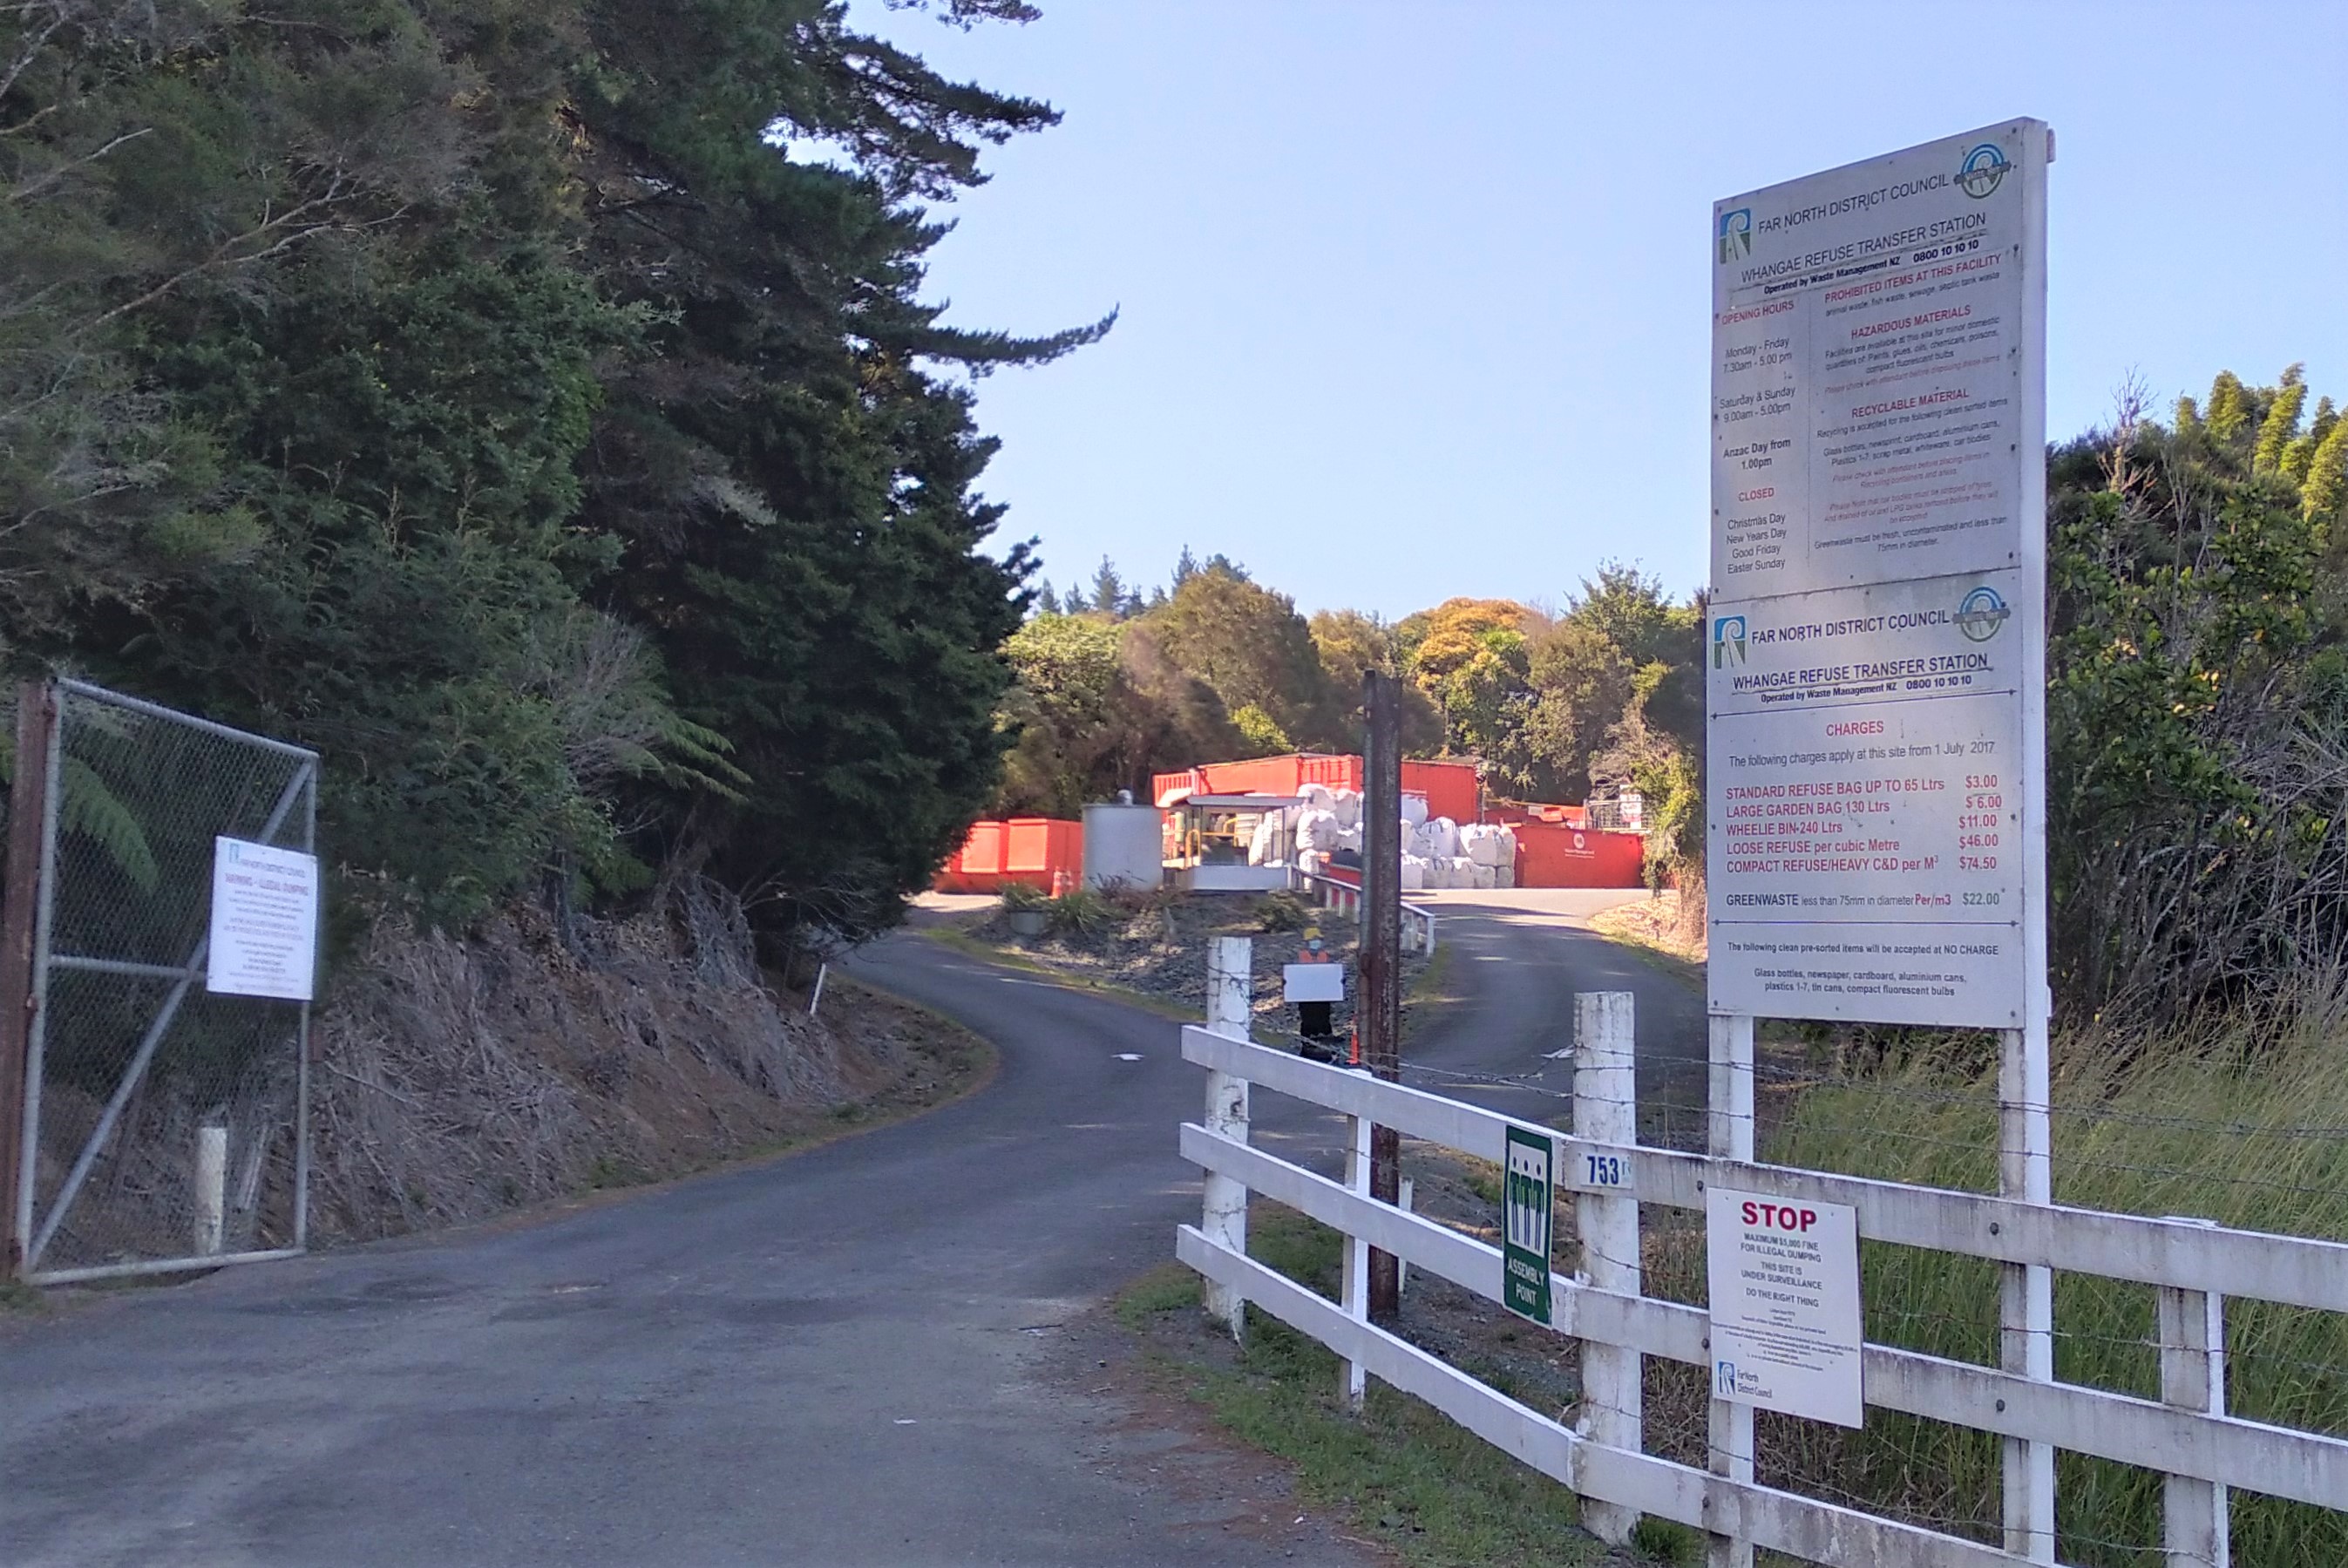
1200 936 1252 1339
2001 1022 2055 1562
1575 990 1641 1546
1707 1012 1756 1568
807 961 828 1019
2003 119 2059 1566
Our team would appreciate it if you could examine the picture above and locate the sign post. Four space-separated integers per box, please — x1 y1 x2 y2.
1501 1125 1553 1325
1707 119 2054 1559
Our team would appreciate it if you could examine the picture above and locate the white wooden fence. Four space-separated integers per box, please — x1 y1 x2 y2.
1177 967 2348 1566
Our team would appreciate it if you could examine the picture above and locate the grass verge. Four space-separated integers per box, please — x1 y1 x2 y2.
1584 895 1704 994
1118 1206 1641 1566
1754 1013 2348 1566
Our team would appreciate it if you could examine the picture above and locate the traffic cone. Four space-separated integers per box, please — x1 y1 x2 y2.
1348 1016 1361 1067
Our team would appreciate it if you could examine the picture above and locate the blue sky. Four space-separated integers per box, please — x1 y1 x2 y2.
857 2 2348 620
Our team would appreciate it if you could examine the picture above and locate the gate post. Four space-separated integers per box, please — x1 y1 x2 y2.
0 679 56 1279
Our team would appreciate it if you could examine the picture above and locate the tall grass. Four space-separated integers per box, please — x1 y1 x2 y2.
1755 993 2348 1565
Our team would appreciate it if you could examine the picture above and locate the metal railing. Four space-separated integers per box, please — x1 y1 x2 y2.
1289 867 1438 955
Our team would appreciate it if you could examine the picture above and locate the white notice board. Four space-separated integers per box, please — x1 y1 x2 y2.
1708 119 2048 1029
1283 962 1344 1003
207 836 320 1001
1707 1186 1863 1428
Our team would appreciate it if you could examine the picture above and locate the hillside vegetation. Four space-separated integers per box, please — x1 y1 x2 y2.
0 0 1104 948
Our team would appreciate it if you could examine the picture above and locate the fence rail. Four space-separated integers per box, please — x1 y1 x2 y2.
1289 868 1438 954
1177 1001 2348 1564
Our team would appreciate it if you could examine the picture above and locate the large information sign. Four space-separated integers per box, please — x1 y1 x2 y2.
1708 121 2049 1028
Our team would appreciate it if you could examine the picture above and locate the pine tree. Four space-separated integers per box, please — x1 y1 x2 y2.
1089 557 1127 617
2253 364 2306 473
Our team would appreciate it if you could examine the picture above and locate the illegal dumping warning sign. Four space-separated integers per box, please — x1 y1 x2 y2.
1706 1187 1863 1428
207 836 320 1001
1501 1125 1554 1325
1708 119 2051 1029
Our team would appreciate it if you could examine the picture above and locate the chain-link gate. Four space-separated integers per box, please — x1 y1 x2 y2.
3 678 317 1284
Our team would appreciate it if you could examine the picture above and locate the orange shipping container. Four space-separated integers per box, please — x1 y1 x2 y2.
933 817 1082 893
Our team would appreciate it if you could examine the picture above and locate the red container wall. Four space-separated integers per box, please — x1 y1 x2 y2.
1151 768 1202 808
1298 754 1364 791
1154 752 1482 821
1198 757 1307 798
1513 822 1646 889
1401 760 1481 824
961 821 1008 876
1003 818 1083 885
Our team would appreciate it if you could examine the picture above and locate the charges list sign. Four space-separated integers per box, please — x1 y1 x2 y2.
1708 121 2050 1029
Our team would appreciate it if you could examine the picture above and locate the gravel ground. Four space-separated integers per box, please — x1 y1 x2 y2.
967 889 1427 1048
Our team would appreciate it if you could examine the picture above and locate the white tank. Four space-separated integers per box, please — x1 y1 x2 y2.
1082 799 1165 892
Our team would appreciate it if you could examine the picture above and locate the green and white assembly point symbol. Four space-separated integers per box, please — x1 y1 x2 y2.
1502 1125 1554 1325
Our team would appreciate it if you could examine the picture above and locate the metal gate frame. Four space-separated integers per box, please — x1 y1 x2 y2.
3 678 318 1284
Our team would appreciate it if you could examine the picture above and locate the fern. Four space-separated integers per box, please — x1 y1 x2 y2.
59 757 159 892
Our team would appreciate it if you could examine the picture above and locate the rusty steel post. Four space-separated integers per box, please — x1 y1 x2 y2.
0 680 56 1279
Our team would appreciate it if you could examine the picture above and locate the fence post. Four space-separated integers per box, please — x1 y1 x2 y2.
1575 989 1641 1545
194 1123 227 1256
1707 1012 1756 1568
1340 1107 1372 1408
0 680 55 1279
2001 1022 2055 1561
2159 1218 2228 1568
1200 935 1252 1340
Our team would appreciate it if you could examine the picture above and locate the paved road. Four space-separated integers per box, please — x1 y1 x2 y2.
1401 891 1707 1141
0 899 1700 1566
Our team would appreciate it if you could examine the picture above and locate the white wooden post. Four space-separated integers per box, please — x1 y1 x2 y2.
1575 990 1641 1544
1340 1109 1372 1408
2000 1021 2056 1561
1707 1013 1755 1568
194 1123 227 1256
2160 1218 2229 1568
1201 936 1253 1339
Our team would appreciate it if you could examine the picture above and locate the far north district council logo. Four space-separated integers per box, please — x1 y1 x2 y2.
1717 207 1751 264
1712 614 1747 667
1956 586 2012 642
1958 142 2009 200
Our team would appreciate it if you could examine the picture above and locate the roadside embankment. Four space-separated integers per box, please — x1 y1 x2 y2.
305 879 991 1243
